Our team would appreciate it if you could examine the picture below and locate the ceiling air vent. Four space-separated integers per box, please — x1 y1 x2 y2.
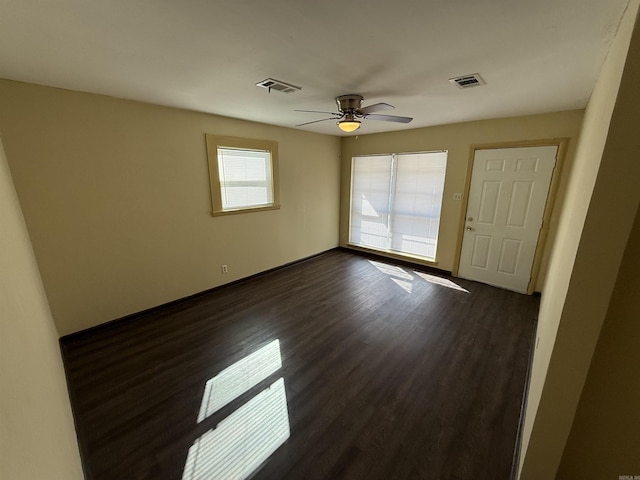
255 78 301 93
449 73 485 89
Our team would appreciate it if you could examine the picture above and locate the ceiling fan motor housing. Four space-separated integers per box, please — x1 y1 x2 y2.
336 94 364 113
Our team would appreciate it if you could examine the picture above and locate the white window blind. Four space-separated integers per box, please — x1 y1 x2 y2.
349 151 447 261
350 155 393 250
217 147 273 210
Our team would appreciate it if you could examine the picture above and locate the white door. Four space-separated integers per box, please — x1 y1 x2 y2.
458 145 558 293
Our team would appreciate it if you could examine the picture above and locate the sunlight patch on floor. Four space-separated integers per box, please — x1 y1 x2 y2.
369 259 469 294
414 271 469 293
186 339 289 480
183 378 289 480
198 339 282 422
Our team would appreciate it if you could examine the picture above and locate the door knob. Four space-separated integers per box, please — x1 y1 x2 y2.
465 226 474 231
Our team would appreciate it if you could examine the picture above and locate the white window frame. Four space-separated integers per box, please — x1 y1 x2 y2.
205 135 280 216
348 150 447 262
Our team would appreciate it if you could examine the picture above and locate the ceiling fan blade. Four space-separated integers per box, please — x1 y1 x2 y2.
294 109 340 115
359 102 394 114
365 113 413 124
295 117 340 127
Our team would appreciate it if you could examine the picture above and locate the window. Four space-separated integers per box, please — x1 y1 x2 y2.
349 151 447 261
206 135 280 215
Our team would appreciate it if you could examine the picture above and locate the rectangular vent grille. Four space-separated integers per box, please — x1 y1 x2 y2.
449 73 486 89
255 78 301 93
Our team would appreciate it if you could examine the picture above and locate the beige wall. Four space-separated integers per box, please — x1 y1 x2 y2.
0 80 341 335
340 110 584 291
519 1 640 478
557 204 640 478
0 138 83 479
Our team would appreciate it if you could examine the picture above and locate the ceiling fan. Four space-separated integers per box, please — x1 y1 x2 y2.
295 94 413 132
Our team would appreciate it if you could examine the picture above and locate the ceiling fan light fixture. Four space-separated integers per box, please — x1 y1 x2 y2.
338 119 361 132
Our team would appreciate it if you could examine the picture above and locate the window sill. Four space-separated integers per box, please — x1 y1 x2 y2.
345 244 438 267
210 204 281 217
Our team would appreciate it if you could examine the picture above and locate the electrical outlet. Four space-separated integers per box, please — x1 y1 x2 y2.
221 264 228 274
453 192 463 201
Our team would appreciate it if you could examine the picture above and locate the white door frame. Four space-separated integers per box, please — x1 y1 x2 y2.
452 139 569 294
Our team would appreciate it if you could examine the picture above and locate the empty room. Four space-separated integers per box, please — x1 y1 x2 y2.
1 1 639 480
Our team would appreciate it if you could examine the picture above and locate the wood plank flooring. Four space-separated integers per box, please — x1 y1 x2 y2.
61 249 539 480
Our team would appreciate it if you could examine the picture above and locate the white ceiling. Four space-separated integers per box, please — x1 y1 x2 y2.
0 0 631 136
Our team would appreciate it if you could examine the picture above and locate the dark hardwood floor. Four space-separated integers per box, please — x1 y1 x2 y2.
61 249 539 480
